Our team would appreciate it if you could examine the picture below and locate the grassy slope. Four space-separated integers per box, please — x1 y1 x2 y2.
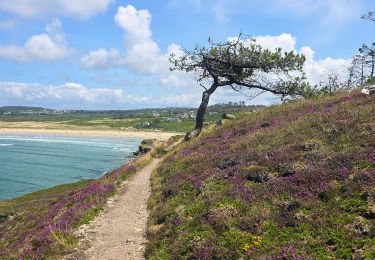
0 137 176 259
147 91 375 259
0 164 138 258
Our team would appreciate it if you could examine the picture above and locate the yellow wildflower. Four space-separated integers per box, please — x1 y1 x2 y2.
242 244 252 251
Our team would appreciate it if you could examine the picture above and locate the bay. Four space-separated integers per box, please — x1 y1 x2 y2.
0 134 141 200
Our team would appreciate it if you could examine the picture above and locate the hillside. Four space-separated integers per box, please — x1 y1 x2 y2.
0 106 44 111
0 104 261 133
147 91 375 259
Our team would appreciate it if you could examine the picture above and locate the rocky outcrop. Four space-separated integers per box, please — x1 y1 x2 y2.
361 85 375 95
222 113 236 120
133 139 156 156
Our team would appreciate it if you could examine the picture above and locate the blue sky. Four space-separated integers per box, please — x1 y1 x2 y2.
0 0 373 109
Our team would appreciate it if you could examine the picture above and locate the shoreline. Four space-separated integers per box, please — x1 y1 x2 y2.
0 130 149 201
0 128 181 140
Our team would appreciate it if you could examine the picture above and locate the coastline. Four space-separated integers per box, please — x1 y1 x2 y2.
0 128 181 140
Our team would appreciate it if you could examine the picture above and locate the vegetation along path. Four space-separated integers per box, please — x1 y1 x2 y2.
67 158 161 260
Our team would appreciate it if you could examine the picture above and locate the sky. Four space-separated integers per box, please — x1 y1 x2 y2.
0 0 373 110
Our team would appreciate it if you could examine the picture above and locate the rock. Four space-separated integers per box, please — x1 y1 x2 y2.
138 146 151 154
352 216 371 236
141 139 156 146
132 139 155 155
147 224 164 236
361 88 370 95
364 203 375 219
233 128 247 136
162 188 174 198
260 121 271 128
217 158 238 170
352 249 365 260
303 140 322 151
278 164 296 177
247 171 270 183
286 201 301 211
222 113 236 120
138 139 155 154
295 210 310 221
265 152 275 160
361 85 375 95
241 165 271 183
318 192 329 202
0 214 8 224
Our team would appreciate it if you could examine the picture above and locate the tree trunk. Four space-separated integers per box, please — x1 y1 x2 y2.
184 82 218 141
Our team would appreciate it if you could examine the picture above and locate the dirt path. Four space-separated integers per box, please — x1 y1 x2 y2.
67 158 160 260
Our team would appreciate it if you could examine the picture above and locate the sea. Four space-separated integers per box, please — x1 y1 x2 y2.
0 134 141 200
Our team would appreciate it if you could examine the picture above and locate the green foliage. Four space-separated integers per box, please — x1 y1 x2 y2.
171 34 318 100
362 11 375 21
366 77 375 84
76 207 102 226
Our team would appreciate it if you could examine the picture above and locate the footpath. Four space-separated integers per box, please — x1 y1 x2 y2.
67 158 161 260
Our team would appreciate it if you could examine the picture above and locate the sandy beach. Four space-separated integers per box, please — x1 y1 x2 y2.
0 127 181 140
0 122 181 140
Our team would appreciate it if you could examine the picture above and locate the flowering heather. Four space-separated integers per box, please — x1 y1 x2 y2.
147 91 375 259
0 162 137 258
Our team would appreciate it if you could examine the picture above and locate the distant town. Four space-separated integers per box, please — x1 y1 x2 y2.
0 103 264 132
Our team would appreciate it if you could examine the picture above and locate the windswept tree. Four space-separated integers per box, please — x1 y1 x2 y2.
170 35 315 140
354 11 375 83
359 43 375 79
362 11 375 21
319 73 348 95
348 54 367 86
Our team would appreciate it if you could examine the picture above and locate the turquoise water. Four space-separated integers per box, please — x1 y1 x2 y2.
0 134 141 200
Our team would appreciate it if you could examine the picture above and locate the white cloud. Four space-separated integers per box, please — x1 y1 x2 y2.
48 83 125 103
114 5 181 75
0 45 28 62
158 71 198 89
301 47 350 85
81 48 123 69
0 81 151 109
254 33 296 52
82 5 183 74
0 81 206 108
115 5 152 46
0 19 72 62
0 0 114 19
251 33 350 85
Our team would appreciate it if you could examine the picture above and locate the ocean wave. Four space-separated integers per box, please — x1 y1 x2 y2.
0 136 116 147
0 144 14 147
